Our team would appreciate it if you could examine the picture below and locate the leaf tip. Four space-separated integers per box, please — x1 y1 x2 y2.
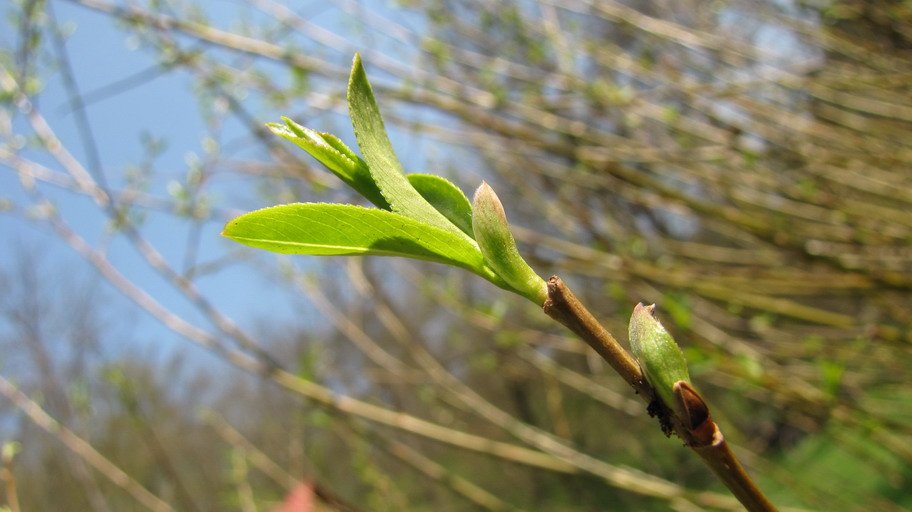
280 117 307 138
349 53 366 92
220 218 238 239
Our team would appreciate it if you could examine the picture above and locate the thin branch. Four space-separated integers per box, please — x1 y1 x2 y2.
47 0 108 192
349 264 739 508
384 437 527 512
0 375 174 512
229 452 258 512
693 437 779 512
205 411 364 512
0 444 22 512
543 276 778 512
543 277 651 398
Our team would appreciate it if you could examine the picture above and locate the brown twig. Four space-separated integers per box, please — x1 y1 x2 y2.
693 431 779 512
543 276 778 512
542 276 653 399
0 375 173 512
1 444 22 512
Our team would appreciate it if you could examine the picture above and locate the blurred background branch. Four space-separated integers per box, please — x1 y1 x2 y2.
1 0 910 510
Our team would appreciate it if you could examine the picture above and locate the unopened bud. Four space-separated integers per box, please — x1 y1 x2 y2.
472 182 547 304
629 303 692 417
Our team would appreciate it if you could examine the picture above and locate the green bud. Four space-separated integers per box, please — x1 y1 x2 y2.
629 303 691 416
472 182 548 304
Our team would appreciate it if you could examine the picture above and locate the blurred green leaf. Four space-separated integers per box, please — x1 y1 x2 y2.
819 360 845 398
662 292 692 329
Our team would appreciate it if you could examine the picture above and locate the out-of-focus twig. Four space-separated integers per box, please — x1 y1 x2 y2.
0 375 174 512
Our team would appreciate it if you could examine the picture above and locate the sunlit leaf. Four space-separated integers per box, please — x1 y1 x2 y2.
347 53 469 240
267 118 389 209
223 203 494 276
408 173 473 237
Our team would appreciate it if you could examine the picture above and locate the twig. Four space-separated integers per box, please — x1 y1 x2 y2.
693 436 778 512
205 411 299 490
543 276 778 512
383 437 527 512
348 264 735 508
206 411 365 512
0 375 174 512
230 451 258 512
543 277 652 398
1 443 22 512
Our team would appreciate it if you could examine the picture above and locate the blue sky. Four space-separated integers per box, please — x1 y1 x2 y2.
1 1 358 369
0 0 475 382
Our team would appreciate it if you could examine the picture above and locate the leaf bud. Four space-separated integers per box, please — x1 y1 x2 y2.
629 303 692 417
472 182 548 304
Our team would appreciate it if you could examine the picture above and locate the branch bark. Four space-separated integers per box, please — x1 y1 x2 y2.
543 276 778 512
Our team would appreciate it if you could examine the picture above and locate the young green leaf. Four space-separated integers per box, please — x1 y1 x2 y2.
267 118 389 209
347 53 469 240
222 203 499 278
408 173 474 237
628 303 692 417
472 182 548 304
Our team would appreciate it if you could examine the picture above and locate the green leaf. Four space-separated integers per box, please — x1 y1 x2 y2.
267 118 390 209
347 53 468 239
222 203 497 277
408 174 473 237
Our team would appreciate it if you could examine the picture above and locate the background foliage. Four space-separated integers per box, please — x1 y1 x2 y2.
2 0 911 510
